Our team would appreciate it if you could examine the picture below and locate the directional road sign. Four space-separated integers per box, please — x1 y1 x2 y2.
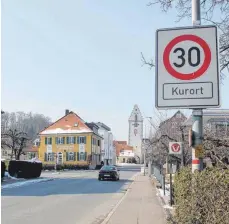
155 25 220 109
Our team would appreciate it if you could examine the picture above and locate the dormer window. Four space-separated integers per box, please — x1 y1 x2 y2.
74 123 78 127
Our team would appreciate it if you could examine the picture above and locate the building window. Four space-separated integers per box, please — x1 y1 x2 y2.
66 152 75 161
29 153 36 159
79 152 85 160
78 152 87 161
67 136 75 144
45 153 54 161
45 137 52 145
98 140 100 147
78 136 86 144
34 140 40 146
56 137 65 144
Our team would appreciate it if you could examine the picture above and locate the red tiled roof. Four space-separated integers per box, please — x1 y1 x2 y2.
113 141 133 156
23 145 38 152
39 112 92 135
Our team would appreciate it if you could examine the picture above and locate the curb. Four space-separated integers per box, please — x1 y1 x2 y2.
1 178 54 189
101 172 140 224
155 187 173 221
151 177 174 222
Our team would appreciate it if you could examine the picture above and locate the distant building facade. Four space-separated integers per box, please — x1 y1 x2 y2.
113 141 134 163
184 109 229 137
96 122 114 165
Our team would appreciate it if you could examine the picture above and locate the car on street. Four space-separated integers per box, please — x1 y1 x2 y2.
98 165 120 181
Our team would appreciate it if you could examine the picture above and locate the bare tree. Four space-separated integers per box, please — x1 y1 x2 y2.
1 111 51 140
2 129 29 160
142 0 229 75
1 111 51 159
203 123 229 168
145 111 190 167
146 110 229 168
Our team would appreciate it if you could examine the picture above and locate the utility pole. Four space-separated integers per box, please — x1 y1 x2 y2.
192 0 203 173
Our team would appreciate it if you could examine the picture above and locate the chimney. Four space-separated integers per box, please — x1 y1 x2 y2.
65 109 70 115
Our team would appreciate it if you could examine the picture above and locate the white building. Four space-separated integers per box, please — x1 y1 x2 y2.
119 149 135 157
97 122 115 165
128 105 144 163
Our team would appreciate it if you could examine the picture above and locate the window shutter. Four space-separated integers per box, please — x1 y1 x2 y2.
44 153 47 161
55 137 58 144
84 152 87 161
73 137 76 144
77 137 79 144
77 152 79 161
50 138 52 145
84 137 87 144
74 152 76 161
45 137 47 145
63 137 65 144
66 137 69 144
66 152 68 161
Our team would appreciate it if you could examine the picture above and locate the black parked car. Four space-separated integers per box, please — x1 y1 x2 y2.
98 165 120 181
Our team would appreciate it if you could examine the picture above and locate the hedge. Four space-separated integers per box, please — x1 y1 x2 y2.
1 161 6 179
8 160 42 179
171 166 229 224
42 164 89 171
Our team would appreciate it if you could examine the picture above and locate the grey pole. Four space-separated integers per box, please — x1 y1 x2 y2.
192 0 201 25
144 148 146 176
191 0 203 173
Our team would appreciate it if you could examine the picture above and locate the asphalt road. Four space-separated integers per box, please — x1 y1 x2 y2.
2 164 141 224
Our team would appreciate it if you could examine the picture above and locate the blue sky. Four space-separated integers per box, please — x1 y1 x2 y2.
2 0 229 140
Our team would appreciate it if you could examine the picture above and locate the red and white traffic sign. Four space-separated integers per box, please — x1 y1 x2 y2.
169 142 182 155
155 25 220 109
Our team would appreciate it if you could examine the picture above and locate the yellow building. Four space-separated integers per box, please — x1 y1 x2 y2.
38 110 102 168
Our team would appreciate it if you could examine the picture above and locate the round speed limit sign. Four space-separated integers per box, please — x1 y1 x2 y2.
163 34 211 80
155 26 220 109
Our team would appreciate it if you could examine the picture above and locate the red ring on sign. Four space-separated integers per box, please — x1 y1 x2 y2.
163 34 211 80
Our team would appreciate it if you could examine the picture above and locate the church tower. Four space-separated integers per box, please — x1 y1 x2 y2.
128 105 143 163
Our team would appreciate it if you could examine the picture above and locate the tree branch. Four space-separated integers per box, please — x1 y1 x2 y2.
141 52 155 69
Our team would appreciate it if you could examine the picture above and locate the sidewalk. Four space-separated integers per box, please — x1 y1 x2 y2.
106 174 166 224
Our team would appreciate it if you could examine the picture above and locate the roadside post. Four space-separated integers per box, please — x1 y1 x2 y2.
156 0 220 172
54 153 57 172
168 142 182 206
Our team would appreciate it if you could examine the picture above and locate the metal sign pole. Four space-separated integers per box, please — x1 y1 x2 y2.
192 0 203 173
169 160 173 206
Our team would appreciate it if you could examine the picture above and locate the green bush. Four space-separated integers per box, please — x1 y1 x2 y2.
172 166 229 224
42 164 89 170
8 160 42 179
